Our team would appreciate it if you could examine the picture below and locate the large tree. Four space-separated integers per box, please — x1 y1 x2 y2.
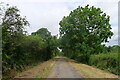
32 28 51 42
59 5 113 58
2 6 29 78
32 28 58 59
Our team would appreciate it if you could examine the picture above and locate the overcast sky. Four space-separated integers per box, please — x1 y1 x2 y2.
1 0 119 46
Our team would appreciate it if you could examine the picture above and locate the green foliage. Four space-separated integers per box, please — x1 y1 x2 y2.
32 28 51 42
59 5 118 75
103 45 120 53
60 5 113 53
32 28 59 58
2 6 29 79
89 52 119 75
2 6 59 79
1 4 118 79
75 54 90 64
18 35 47 64
59 5 113 59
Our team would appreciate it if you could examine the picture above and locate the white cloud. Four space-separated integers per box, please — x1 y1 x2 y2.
1 0 119 46
15 2 70 35
2 0 119 3
1 0 82 3
106 26 118 46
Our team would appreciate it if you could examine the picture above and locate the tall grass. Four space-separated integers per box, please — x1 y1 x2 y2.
89 52 119 75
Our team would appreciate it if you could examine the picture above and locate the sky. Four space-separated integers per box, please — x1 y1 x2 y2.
1 0 119 46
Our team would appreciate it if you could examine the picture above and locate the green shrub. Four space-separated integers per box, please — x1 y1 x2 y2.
75 54 90 64
89 52 119 75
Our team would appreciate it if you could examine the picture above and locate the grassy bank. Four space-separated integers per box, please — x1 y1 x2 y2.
67 58 118 78
14 58 56 78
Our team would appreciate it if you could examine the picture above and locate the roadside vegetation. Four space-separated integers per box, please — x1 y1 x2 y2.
1 3 119 79
89 46 120 75
59 5 119 76
69 58 118 78
15 58 56 78
1 4 59 79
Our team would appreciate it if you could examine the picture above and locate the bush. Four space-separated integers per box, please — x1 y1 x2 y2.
89 52 119 75
75 53 90 64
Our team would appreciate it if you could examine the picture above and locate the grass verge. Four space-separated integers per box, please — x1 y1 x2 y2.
67 58 118 78
14 58 56 78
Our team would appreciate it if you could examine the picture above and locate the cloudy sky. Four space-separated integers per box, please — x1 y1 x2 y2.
1 0 119 46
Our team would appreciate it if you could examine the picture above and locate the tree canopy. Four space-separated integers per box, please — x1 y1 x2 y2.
2 6 59 79
59 5 113 58
2 4 118 79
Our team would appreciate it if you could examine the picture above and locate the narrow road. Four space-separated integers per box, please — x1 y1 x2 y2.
14 56 118 78
47 56 82 78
